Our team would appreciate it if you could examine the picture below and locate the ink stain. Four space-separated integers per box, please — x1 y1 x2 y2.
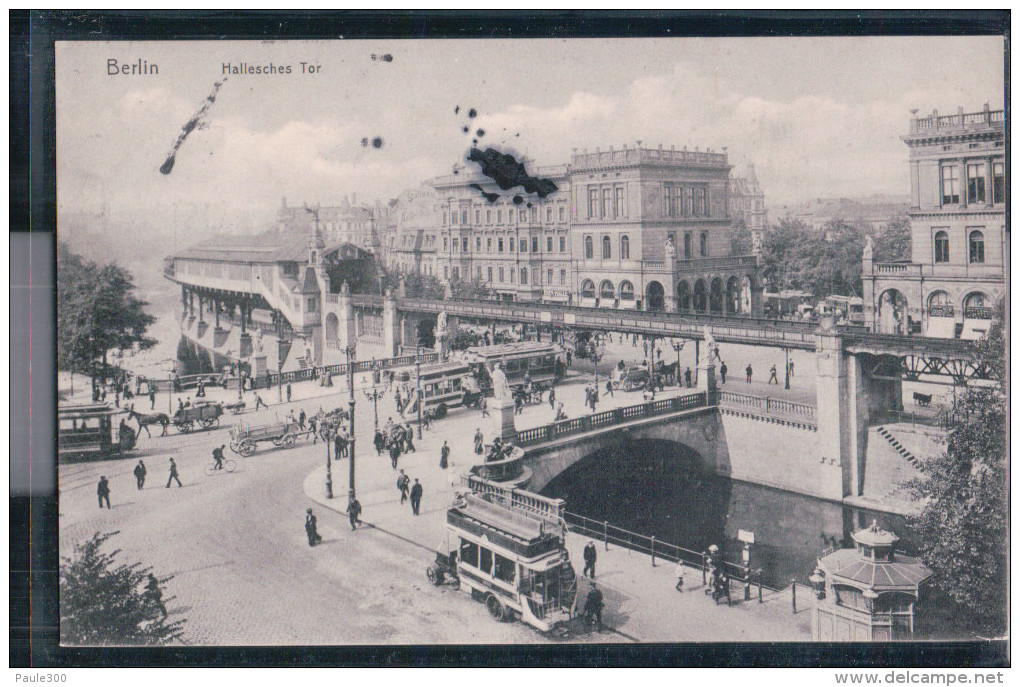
462 126 470 134
468 108 477 118
512 195 524 205
466 147 559 198
361 138 369 147
160 77 227 175
476 129 485 138
372 137 384 149
454 105 460 114
371 53 394 62
468 183 500 203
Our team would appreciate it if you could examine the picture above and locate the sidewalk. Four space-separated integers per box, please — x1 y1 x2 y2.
303 459 813 642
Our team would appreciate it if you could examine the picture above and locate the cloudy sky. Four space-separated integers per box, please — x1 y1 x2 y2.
57 36 1004 235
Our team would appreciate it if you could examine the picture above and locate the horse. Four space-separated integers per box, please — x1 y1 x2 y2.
127 406 170 438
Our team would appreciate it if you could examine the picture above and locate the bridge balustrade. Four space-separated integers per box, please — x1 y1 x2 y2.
718 390 816 420
514 391 707 447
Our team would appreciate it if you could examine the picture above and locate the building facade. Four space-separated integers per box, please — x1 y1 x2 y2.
862 104 1005 339
728 164 767 231
277 195 382 250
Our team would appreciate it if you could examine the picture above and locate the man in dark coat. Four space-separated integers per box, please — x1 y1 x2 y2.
333 430 344 461
346 498 362 530
298 409 307 430
133 460 147 489
404 424 416 453
745 364 753 384
286 383 292 402
397 469 410 504
212 445 225 470
166 457 182 488
97 476 111 509
473 428 484 455
583 540 597 579
768 364 779 385
389 443 401 470
145 573 168 617
409 478 424 516
149 387 156 409
305 508 322 546
684 367 693 388
374 429 385 456
719 362 728 384
605 379 614 398
440 441 450 469
548 387 556 409
584 583 604 631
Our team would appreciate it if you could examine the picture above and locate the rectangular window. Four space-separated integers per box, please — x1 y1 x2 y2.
520 268 527 284
700 231 708 257
487 238 493 252
486 210 492 224
475 210 481 224
684 232 692 259
993 162 1005 203
519 208 526 222
531 207 538 223
494 554 516 584
476 237 481 252
547 269 553 284
498 239 504 252
462 237 468 252
451 210 458 226
509 238 515 252
695 188 706 216
615 187 625 218
453 239 458 252
532 237 539 253
602 188 613 218
479 548 493 575
547 237 553 252
685 187 694 216
443 238 448 251
546 206 553 223
520 238 527 253
560 269 566 285
461 210 469 225
460 539 479 568
559 237 566 252
942 165 960 205
498 267 504 282
588 187 599 218
967 163 986 204
559 206 566 222
497 210 503 224
510 269 515 283
488 267 493 281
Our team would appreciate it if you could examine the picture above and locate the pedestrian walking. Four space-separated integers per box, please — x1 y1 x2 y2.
145 573 168 618
305 508 322 547
514 393 524 416
133 460 147 490
675 561 686 592
166 457 182 488
788 360 795 379
309 415 318 443
583 583 604 632
548 387 556 410
440 440 450 469
606 379 614 398
254 393 268 411
566 349 572 366
196 380 205 398
480 397 489 418
404 424 416 453
684 367 692 388
768 364 779 385
583 540 597 579
720 362 728 384
149 388 156 410
474 428 484 455
389 443 401 470
299 409 307 430
397 469 410 503
410 479 423 516
745 364 753 384
374 429 385 456
97 475 111 509
286 383 292 402
346 498 362 530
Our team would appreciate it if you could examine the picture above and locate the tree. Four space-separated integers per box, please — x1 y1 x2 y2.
908 302 1007 636
759 218 809 293
872 214 912 263
728 217 754 256
450 275 494 300
797 219 866 298
60 531 185 645
58 243 156 381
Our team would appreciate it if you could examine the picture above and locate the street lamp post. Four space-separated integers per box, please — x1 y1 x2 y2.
784 346 791 390
415 346 423 440
324 421 334 500
363 385 385 430
345 344 358 505
277 320 285 403
671 340 685 386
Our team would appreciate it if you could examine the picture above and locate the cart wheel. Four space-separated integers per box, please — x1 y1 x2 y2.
239 441 256 457
229 442 240 454
199 418 215 429
485 594 507 622
204 463 215 477
224 459 237 473
180 420 194 433
282 434 296 448
426 566 443 586
272 438 283 447
435 403 448 419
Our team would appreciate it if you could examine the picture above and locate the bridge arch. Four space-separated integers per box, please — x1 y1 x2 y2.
726 276 741 314
710 277 724 313
693 279 707 312
646 281 665 311
878 288 909 335
324 312 339 346
677 280 691 311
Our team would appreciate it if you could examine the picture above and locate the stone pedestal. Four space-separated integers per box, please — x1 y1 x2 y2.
436 328 449 363
697 357 718 406
252 354 268 379
490 397 517 443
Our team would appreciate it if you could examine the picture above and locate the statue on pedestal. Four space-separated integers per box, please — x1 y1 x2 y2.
862 235 874 264
703 327 719 362
437 311 448 335
752 231 764 255
341 280 350 296
255 329 264 354
490 362 512 403
664 234 676 260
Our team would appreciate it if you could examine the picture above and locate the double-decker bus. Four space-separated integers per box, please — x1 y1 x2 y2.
459 342 565 395
426 476 578 632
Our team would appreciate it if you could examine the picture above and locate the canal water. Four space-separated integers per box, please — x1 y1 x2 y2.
539 439 915 589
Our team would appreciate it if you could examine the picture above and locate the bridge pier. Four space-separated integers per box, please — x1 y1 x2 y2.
383 291 400 357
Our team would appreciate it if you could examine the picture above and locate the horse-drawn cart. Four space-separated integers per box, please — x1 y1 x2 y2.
229 419 310 456
172 402 224 433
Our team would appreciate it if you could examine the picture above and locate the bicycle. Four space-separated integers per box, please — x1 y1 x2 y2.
204 458 237 476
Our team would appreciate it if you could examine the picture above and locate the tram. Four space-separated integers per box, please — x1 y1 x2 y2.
426 476 578 632
58 402 132 462
459 342 565 395
400 361 476 420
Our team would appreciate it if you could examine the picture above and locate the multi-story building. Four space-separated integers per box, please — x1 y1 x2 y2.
862 104 1005 339
277 195 380 250
728 164 767 231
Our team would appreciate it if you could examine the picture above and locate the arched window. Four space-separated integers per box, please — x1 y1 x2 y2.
619 281 635 301
700 232 708 257
602 235 612 259
677 281 691 310
969 230 985 264
620 235 630 259
934 231 949 263
964 293 991 319
584 236 594 259
581 279 596 299
927 291 953 318
600 280 615 300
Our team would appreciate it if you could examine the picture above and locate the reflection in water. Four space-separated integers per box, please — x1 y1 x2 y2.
540 439 913 588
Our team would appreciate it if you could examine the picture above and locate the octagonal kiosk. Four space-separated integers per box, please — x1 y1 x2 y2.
811 520 932 641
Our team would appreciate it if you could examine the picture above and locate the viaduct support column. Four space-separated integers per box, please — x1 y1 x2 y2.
337 285 357 350
814 317 852 501
697 331 719 406
383 291 400 357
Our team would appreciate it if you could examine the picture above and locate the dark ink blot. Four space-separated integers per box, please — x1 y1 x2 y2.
454 105 460 114
472 139 478 146
372 137 384 149
468 108 477 118
361 138 369 147
381 54 393 62
476 129 485 137
468 183 500 203
462 126 470 134
512 195 524 205
466 147 559 198
371 54 377 61
526 202 533 208
515 133 520 137
453 169 459 175
160 78 227 175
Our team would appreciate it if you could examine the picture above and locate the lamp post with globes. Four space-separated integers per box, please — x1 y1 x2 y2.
415 346 424 439
344 344 358 504
363 382 386 430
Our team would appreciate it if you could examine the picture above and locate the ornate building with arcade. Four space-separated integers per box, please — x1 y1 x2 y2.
863 104 1005 339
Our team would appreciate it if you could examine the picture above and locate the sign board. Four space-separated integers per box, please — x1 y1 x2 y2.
737 529 755 544
564 314 576 325
540 311 552 323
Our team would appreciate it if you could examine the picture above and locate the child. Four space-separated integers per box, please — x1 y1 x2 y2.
675 561 685 592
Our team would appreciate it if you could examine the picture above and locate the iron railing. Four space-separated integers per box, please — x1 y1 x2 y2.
718 390 816 420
